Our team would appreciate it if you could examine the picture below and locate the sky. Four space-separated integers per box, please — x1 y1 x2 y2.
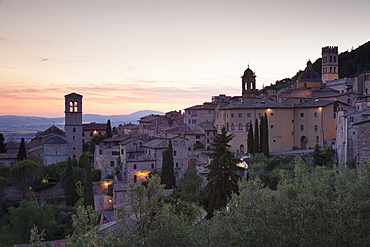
0 0 369 117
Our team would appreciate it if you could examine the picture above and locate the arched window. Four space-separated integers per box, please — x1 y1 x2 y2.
74 101 78 112
246 122 251 131
180 140 185 146
227 123 230 131
173 140 178 146
239 123 243 130
240 144 245 154
231 123 235 130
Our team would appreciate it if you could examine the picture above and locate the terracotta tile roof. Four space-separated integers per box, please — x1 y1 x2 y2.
83 122 107 131
185 102 218 110
141 139 168 149
220 99 290 109
294 99 339 108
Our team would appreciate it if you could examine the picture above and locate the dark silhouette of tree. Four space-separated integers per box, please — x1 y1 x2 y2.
247 121 254 154
64 158 79 206
203 127 242 219
160 140 176 189
253 119 259 154
0 134 6 153
106 119 112 138
84 161 94 209
261 113 270 157
17 137 27 161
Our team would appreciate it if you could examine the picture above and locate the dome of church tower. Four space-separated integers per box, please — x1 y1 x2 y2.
298 60 321 83
296 60 322 89
242 66 254 78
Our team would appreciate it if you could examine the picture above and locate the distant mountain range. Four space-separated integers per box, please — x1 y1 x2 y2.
0 110 164 127
0 110 164 142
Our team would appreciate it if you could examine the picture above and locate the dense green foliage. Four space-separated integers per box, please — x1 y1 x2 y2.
85 134 107 154
176 167 203 204
84 163 94 209
9 159 43 199
207 160 370 246
312 144 335 167
17 137 27 161
160 140 176 189
1 200 76 244
203 127 242 219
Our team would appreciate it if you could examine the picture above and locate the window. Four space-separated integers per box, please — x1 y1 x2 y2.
188 119 191 124
349 117 354 122
110 161 115 167
246 122 251 131
174 150 177 156
247 113 251 117
73 127 76 132
121 149 124 154
300 125 304 131
188 111 191 115
82 132 85 137
316 136 319 143
133 164 137 169
191 119 197 124
271 125 274 129
270 112 274 116
238 113 242 117
90 132 93 137
314 125 318 131
173 140 178 146
231 123 235 130
239 123 243 130
180 140 185 146
176 163 179 168
231 113 234 117
112 151 119 155
99 149 102 155
314 112 318 117
196 135 200 139
151 163 154 169
300 113 304 117
134 175 137 183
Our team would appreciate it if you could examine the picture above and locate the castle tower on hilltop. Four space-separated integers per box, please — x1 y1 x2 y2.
322 46 339 84
64 92 83 160
242 65 257 99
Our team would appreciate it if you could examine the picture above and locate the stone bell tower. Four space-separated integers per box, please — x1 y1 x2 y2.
64 92 83 160
242 65 257 100
322 46 339 84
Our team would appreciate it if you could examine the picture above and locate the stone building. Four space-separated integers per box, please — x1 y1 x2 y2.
82 122 107 144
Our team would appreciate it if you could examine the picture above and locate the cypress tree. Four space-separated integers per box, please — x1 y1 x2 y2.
0 134 6 153
262 113 270 157
17 137 27 160
203 127 242 219
253 119 259 154
64 157 79 206
160 140 176 189
259 115 264 152
106 119 112 138
247 121 254 154
84 162 95 209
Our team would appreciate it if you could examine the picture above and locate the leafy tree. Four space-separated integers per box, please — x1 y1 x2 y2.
161 140 176 189
193 142 205 150
9 159 42 198
203 126 242 218
86 134 107 154
64 158 79 206
69 205 100 245
312 144 335 167
253 118 259 154
177 167 202 204
0 133 6 153
44 160 67 182
247 121 254 154
126 175 165 238
106 119 112 138
17 137 27 161
0 164 9 179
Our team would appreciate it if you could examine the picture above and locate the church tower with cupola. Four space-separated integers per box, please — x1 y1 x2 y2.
242 65 257 99
322 46 339 84
64 92 83 160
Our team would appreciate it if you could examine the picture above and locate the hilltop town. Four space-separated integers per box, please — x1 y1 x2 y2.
1 44 370 245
